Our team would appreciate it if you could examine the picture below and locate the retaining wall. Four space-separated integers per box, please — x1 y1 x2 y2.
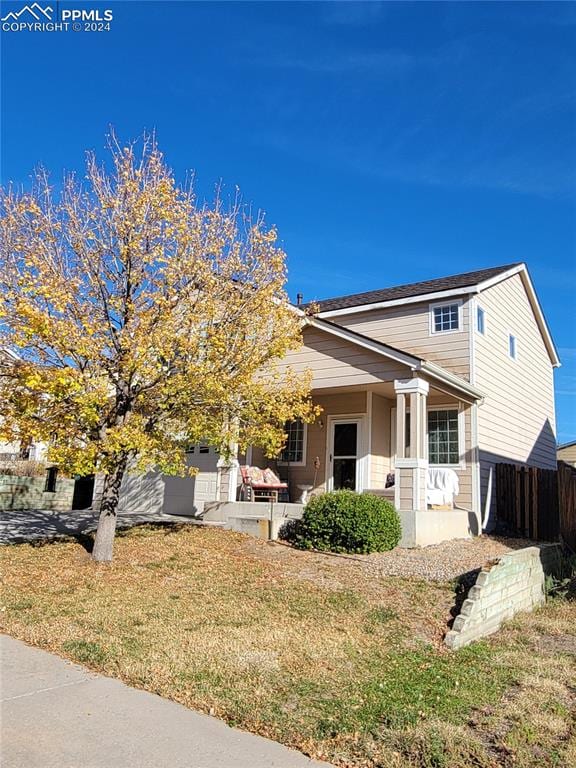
0 474 75 512
445 544 562 649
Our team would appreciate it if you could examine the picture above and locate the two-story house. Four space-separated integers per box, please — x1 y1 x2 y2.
99 262 559 547
241 262 558 544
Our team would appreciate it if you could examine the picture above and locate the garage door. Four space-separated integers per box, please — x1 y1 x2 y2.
162 444 219 516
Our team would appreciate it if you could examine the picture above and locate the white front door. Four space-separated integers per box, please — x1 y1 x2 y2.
327 417 364 491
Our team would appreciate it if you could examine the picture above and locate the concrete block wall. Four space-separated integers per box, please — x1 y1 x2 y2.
0 474 75 512
445 544 562 649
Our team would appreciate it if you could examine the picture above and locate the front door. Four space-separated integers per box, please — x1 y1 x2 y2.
329 419 361 490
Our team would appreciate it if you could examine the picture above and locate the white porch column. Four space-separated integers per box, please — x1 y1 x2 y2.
394 378 429 512
217 417 240 502
217 451 239 502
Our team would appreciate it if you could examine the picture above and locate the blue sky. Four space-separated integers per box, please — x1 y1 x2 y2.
1 1 575 441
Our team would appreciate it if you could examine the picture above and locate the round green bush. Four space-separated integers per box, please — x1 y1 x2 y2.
292 490 402 554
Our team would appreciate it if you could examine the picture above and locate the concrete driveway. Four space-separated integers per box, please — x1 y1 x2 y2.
0 508 210 545
1 635 331 768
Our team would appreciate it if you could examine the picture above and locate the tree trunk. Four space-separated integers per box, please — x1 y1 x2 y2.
92 460 126 562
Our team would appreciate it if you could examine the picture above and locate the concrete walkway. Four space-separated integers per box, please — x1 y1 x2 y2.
0 508 216 545
1 635 331 768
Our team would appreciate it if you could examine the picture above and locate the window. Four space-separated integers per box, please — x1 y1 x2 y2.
477 306 486 335
509 334 517 360
186 443 212 455
44 466 58 493
428 409 460 465
279 419 306 464
400 408 461 465
430 302 460 333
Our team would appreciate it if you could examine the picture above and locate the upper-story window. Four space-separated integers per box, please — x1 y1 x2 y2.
477 306 486 335
279 419 307 465
430 301 461 334
509 334 517 360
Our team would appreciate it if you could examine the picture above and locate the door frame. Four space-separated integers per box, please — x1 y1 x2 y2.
325 414 368 492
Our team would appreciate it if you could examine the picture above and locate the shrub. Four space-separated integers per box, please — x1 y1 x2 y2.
0 459 46 477
292 490 401 554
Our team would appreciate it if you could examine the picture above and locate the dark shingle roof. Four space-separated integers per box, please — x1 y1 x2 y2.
303 263 522 313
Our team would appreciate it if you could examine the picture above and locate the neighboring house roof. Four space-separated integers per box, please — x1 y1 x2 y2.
558 440 576 450
307 316 484 403
1 347 21 362
301 262 559 368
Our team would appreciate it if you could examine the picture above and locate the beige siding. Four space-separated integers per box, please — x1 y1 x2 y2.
247 393 367 500
285 392 367 495
275 327 413 389
474 274 557 518
399 471 412 509
458 406 474 511
332 299 471 379
558 444 576 467
370 393 392 488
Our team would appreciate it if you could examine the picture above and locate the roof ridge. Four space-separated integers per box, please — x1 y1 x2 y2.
301 263 523 311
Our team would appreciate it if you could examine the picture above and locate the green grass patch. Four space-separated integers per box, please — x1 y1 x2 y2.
62 639 109 665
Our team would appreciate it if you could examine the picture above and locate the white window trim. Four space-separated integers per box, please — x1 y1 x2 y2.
476 305 487 335
391 404 466 469
427 404 466 470
508 332 517 361
429 299 463 336
278 421 308 467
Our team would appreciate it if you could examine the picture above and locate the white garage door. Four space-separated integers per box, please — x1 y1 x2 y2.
162 444 219 516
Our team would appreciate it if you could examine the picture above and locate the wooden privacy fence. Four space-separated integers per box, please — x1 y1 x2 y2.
558 461 576 551
496 461 576 549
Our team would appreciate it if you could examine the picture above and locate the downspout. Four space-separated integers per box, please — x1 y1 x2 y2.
482 467 493 531
468 297 483 533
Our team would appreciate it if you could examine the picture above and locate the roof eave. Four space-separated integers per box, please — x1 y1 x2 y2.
306 317 484 402
315 284 478 318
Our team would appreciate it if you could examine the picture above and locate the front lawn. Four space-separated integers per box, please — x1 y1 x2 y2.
1 525 574 767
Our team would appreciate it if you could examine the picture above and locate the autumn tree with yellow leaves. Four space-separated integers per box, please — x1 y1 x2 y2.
0 135 316 561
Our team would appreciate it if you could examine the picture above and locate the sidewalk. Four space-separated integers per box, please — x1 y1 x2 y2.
0 508 204 545
1 635 331 768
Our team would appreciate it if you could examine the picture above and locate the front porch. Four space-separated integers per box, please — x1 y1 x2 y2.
226 376 481 547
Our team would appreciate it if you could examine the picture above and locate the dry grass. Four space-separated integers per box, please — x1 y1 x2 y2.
1 524 574 767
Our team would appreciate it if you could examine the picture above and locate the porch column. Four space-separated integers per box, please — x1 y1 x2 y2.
217 451 239 502
217 417 240 502
394 378 429 512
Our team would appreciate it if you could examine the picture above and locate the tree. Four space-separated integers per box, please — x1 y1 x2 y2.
0 134 316 561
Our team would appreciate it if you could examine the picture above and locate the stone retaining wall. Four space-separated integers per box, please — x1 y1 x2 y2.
0 474 75 512
445 544 562 649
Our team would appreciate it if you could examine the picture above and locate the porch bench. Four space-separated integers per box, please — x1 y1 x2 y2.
239 466 289 503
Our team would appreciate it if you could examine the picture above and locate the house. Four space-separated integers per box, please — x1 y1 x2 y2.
558 441 576 467
0 348 47 464
102 262 560 547
223 262 559 543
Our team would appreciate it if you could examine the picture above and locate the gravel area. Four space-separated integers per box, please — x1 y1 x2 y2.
354 535 535 581
245 534 536 584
